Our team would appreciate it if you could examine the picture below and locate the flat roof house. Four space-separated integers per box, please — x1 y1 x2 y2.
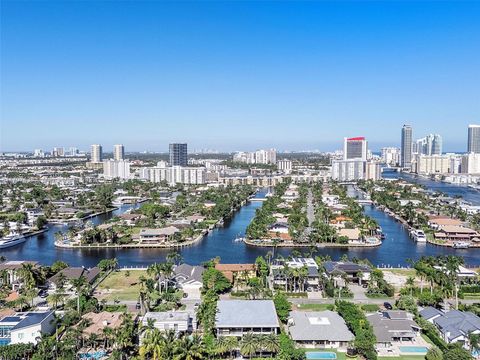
323 261 371 282
138 226 181 244
288 310 354 349
142 311 196 335
215 300 280 338
0 311 55 346
366 311 421 349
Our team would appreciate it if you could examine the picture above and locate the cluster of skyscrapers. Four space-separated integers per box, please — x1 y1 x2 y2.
399 124 480 176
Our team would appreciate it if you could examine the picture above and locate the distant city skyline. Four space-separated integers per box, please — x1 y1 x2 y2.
1 1 479 152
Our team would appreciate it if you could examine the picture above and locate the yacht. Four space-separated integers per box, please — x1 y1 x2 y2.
0 234 27 249
453 242 470 249
412 229 427 242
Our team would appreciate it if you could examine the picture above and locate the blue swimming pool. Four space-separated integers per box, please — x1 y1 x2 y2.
306 352 338 360
399 346 429 354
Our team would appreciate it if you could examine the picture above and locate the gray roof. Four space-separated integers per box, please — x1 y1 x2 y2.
173 264 204 284
433 310 480 341
215 300 280 328
323 261 371 275
143 311 191 323
367 311 420 343
48 266 100 284
288 310 354 342
419 307 443 320
3 311 54 331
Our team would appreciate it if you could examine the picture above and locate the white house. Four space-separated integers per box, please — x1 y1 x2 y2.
0 311 55 346
141 311 195 336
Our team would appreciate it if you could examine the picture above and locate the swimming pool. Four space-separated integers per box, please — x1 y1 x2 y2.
306 352 338 360
399 346 429 354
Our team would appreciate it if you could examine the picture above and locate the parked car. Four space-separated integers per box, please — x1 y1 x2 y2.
135 302 141 310
384 302 393 310
39 290 48 298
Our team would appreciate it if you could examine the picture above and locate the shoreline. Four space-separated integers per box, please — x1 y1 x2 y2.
243 238 381 248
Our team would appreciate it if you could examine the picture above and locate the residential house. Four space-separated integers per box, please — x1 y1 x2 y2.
0 261 39 291
420 308 480 349
0 311 55 346
433 225 479 243
138 226 180 244
428 216 465 230
142 311 195 335
215 300 280 338
79 312 124 337
288 310 354 349
215 263 256 283
267 222 291 240
47 266 101 291
367 311 422 349
170 264 204 299
323 261 371 283
271 258 320 291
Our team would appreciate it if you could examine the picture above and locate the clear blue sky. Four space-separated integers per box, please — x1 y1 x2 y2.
1 1 479 152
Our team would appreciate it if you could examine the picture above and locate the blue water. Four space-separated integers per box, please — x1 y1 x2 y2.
399 346 429 353
306 352 338 360
2 176 480 267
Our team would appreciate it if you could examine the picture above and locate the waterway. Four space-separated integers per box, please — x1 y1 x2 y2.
2 178 480 267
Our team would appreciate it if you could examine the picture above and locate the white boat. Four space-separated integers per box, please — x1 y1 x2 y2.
0 234 27 249
412 229 427 242
453 241 470 249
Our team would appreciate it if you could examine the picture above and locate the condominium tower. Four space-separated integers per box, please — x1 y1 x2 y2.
169 143 188 167
468 125 480 153
90 144 103 163
343 137 367 161
113 144 125 161
401 125 413 168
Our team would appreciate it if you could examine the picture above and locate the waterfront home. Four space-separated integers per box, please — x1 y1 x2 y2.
337 228 361 242
141 311 195 336
459 204 480 215
138 226 181 244
0 311 55 346
366 311 421 349
169 263 204 299
287 310 354 349
329 216 352 229
185 215 206 223
117 213 145 226
322 195 340 206
270 258 320 291
55 207 84 219
399 199 422 207
267 222 291 240
47 266 101 291
214 263 256 283
79 311 124 337
0 261 39 291
323 261 371 282
420 308 480 349
427 216 465 230
433 225 479 243
215 300 280 338
203 201 216 208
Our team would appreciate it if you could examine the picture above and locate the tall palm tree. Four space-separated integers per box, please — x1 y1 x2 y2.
71 275 88 313
261 333 280 358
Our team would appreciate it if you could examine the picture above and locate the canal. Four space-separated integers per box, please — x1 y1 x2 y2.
2 178 480 267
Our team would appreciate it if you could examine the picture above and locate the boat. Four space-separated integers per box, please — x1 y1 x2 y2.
0 234 27 249
412 229 427 242
233 237 245 243
453 242 470 249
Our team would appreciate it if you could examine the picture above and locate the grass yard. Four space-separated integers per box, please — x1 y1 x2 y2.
379 356 425 360
295 303 335 311
96 270 147 301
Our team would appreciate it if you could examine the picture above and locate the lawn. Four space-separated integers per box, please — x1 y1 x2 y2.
96 270 147 301
295 303 335 311
379 356 425 360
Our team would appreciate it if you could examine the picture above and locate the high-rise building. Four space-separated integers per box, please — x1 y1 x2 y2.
415 134 442 156
461 153 480 174
331 159 365 181
232 149 276 164
169 143 188 166
468 125 480 153
33 149 44 158
401 125 413 168
343 137 367 160
381 147 400 167
103 159 131 179
113 144 125 161
91 144 103 163
277 159 293 174
52 147 64 157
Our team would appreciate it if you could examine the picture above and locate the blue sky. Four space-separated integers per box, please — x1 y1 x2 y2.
1 1 479 152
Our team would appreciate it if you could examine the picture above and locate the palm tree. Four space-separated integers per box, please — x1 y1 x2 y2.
71 275 88 313
406 276 415 296
139 328 166 360
174 333 205 360
240 333 259 359
469 332 480 354
445 255 463 309
261 333 280 357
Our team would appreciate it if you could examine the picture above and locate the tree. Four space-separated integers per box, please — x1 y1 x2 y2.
174 333 206 360
95 184 114 211
273 292 291 323
240 333 259 358
426 347 444 360
202 268 231 294
35 215 48 229
443 344 473 360
71 275 88 313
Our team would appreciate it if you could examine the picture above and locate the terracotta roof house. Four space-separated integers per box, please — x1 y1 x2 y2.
215 264 256 283
434 225 479 242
